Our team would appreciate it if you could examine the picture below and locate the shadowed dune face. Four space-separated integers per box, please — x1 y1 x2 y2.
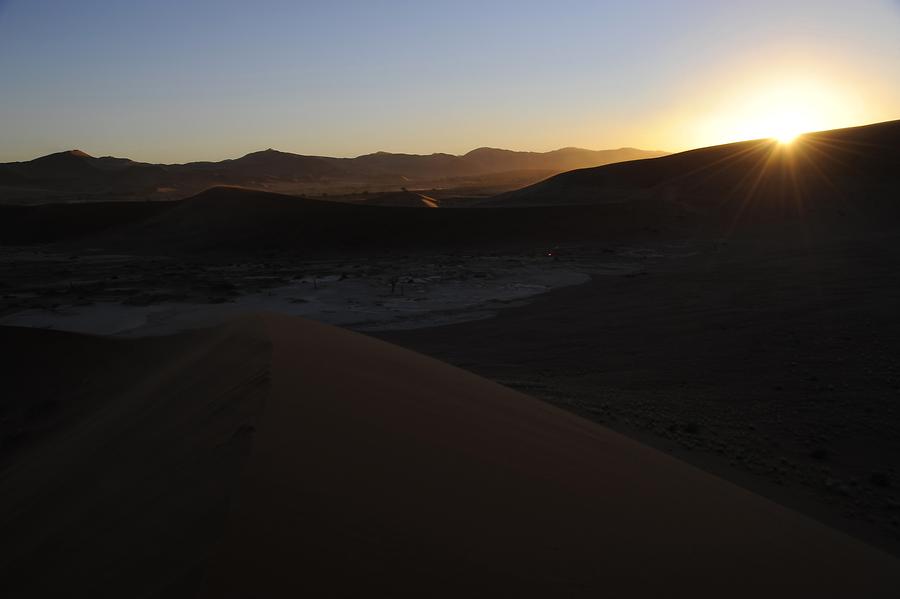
2 314 899 597
0 200 177 244
0 320 272 598
0 185 687 252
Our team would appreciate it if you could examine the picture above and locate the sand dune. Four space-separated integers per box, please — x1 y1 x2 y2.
0 184 686 251
2 314 898 597
487 119 900 210
0 320 271 597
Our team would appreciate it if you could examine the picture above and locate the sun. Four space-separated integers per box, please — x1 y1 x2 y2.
694 76 863 148
774 131 799 144
745 106 815 145
769 117 804 144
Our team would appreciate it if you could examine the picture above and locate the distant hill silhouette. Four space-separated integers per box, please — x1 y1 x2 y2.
214 149 347 180
0 149 166 191
0 146 666 201
18 150 132 180
464 146 665 173
2 121 897 251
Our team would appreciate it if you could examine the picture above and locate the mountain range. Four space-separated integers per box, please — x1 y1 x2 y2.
0 146 667 202
2 120 898 253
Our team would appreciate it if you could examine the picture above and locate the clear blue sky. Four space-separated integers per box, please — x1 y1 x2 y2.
1 0 898 162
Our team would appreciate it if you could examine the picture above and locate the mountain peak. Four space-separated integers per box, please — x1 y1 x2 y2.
552 147 590 153
28 149 96 164
242 148 288 157
465 147 513 156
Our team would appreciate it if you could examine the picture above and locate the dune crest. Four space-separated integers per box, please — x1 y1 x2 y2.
203 314 900 597
486 119 900 208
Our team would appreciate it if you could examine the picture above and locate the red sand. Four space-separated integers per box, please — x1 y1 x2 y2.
202 314 900 597
2 314 898 596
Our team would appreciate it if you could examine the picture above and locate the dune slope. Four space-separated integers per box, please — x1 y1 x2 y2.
0 322 271 598
1 314 899 597
487 120 900 215
204 314 900 598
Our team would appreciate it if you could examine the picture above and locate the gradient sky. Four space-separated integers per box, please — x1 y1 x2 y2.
1 0 899 163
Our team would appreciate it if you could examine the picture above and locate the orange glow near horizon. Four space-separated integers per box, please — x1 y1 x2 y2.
775 131 801 145
665 70 879 152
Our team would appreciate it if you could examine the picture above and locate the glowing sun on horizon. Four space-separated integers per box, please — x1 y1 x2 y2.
696 77 863 148
736 101 824 145
765 111 807 144
775 131 800 144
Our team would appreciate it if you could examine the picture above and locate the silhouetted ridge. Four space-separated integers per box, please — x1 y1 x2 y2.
486 120 900 210
0 145 667 198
